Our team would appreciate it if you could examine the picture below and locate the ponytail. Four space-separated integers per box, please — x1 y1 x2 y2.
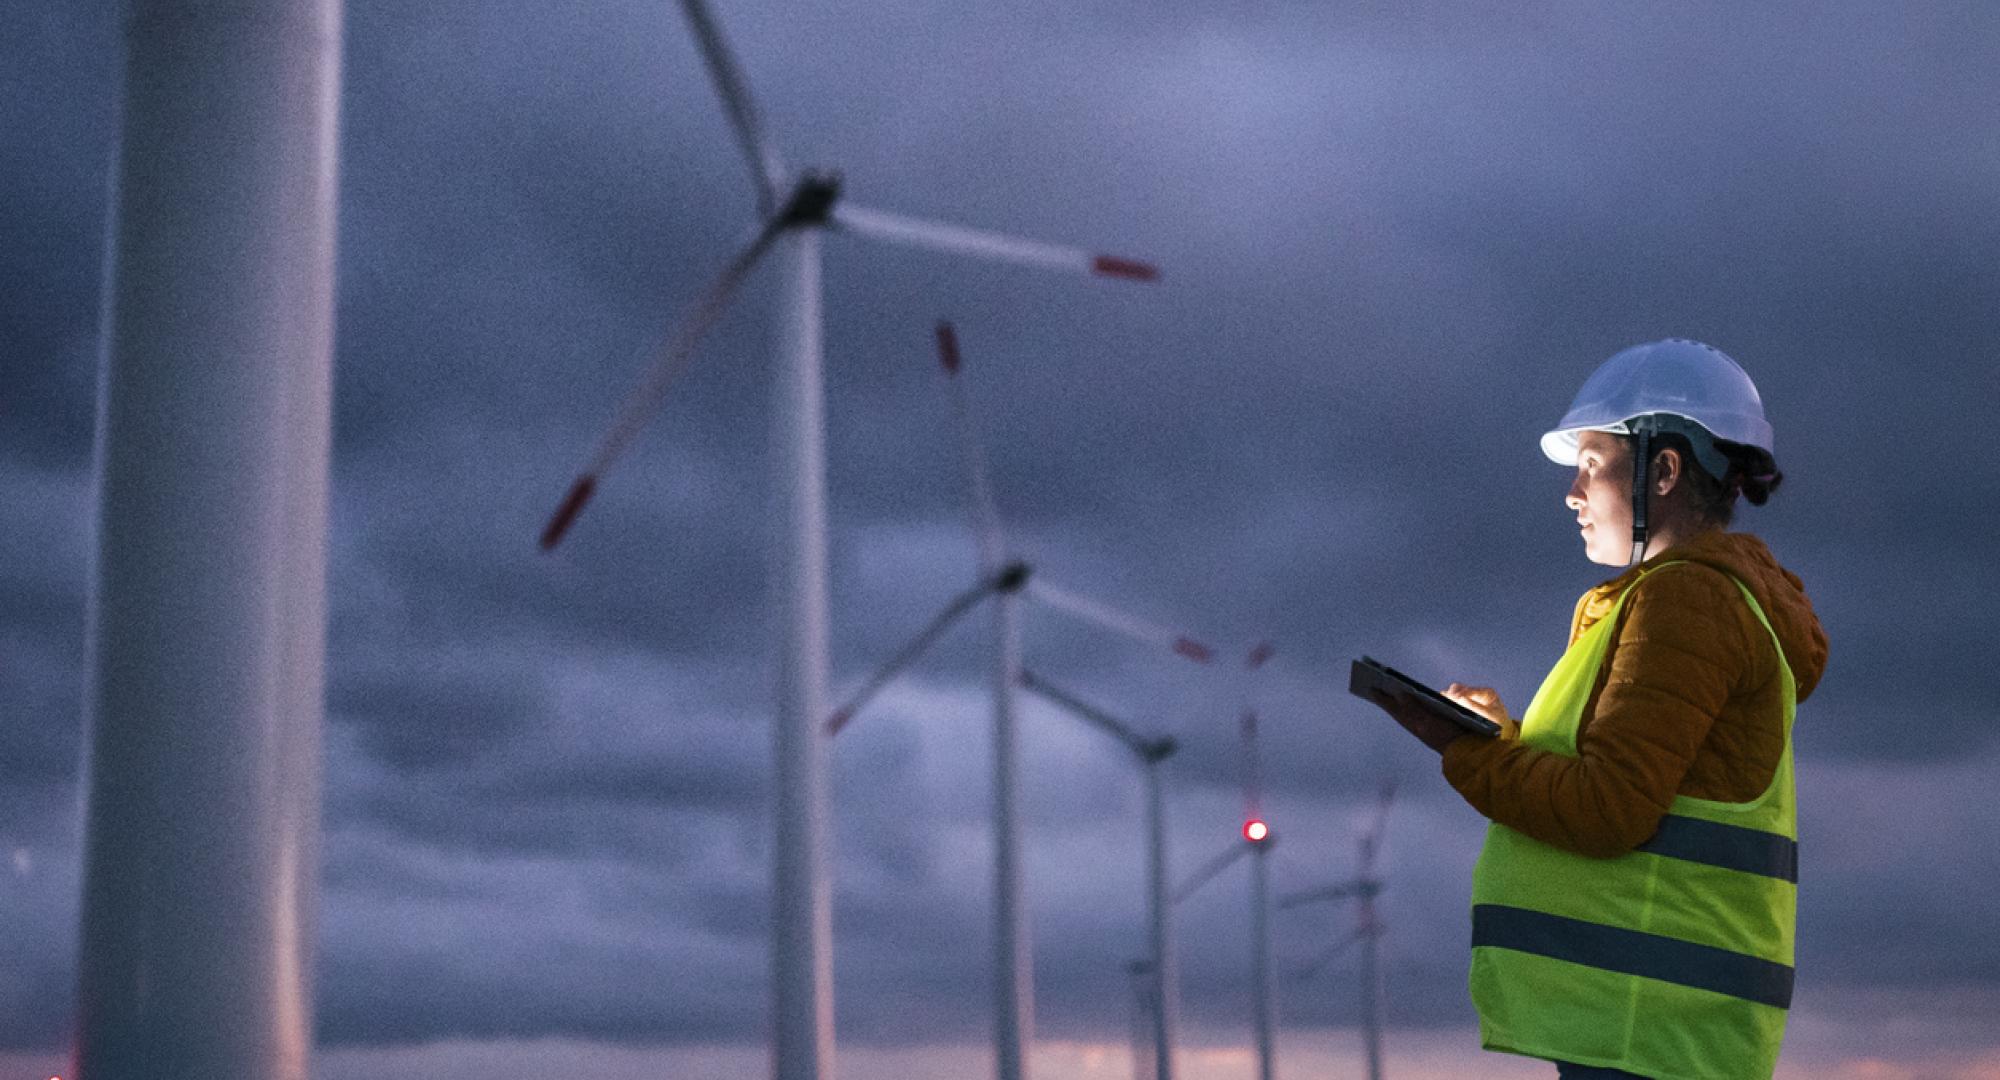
1722 441 1783 507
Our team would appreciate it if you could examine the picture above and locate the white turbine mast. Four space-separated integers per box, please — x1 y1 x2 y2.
827 323 1205 1080
75 2 341 1077
1125 958 1161 1080
1280 781 1398 1080
1241 658 1279 1080
1170 644 1281 1080
535 6 1159 1079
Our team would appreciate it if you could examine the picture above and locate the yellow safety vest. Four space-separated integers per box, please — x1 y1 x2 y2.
1468 564 1797 1080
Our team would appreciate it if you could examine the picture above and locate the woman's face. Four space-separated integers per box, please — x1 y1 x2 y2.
1567 430 1633 566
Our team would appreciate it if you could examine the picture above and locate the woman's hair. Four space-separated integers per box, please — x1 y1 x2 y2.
1644 432 1784 527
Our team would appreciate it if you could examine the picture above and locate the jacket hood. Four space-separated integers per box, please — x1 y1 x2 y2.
1586 530 1829 701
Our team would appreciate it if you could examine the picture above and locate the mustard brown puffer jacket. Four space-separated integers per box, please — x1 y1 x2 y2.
1441 530 1829 858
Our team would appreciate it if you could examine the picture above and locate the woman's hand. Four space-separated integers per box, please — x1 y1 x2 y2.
1442 683 1519 740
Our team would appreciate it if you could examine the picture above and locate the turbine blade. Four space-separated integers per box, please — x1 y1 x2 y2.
1277 880 1362 910
1017 669 1150 757
1286 926 1367 983
540 475 597 551
1172 842 1250 905
677 0 788 211
826 566 1019 735
540 217 783 551
1245 640 1276 670
834 204 1159 282
1025 579 1214 664
935 321 1006 567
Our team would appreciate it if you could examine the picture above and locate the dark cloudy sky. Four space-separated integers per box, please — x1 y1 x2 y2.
5 1 1999 1077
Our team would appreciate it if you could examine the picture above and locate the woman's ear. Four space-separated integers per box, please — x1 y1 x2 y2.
1653 445 1683 497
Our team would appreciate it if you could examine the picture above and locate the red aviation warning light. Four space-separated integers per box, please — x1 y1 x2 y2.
1243 818 1269 843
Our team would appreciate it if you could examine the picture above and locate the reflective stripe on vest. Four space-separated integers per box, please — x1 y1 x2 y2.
1635 813 1797 883
1467 563 1798 1080
1473 904 1795 1010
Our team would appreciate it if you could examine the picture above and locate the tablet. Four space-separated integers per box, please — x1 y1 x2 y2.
1349 656 1501 737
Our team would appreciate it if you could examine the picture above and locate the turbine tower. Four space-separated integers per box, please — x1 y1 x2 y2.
827 323 1206 1080
1242 699 1277 1080
1170 644 1280 1080
535 8 1158 1079
75 2 341 1077
1125 959 1160 1080
1280 782 1397 1080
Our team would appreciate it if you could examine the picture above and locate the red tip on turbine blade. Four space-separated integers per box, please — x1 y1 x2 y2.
935 321 961 374
540 475 598 551
1092 255 1160 282
825 709 852 736
1246 641 1276 670
1173 637 1214 663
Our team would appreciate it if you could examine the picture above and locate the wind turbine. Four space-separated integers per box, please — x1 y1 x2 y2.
1280 782 1397 1080
1169 644 1279 1080
534 6 1159 1078
1017 669 1180 1080
828 322 1208 1080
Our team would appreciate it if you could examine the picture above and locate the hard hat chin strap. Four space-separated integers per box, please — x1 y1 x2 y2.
1630 428 1651 566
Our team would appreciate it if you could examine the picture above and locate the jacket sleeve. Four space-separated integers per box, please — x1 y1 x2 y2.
1440 563 1751 858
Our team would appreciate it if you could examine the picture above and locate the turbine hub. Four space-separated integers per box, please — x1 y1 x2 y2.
778 169 843 226
994 560 1032 593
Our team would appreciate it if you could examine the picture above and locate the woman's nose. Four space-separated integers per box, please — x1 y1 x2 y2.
1565 477 1585 511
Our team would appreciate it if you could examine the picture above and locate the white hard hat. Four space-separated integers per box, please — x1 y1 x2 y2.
1540 339 1774 471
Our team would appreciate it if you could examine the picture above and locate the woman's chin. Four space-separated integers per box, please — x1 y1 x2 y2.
1582 539 1625 567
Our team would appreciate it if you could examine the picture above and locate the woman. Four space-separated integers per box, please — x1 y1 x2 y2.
1365 339 1828 1079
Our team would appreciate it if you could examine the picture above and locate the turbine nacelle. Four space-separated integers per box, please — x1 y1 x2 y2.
994 560 1032 594
778 170 844 228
